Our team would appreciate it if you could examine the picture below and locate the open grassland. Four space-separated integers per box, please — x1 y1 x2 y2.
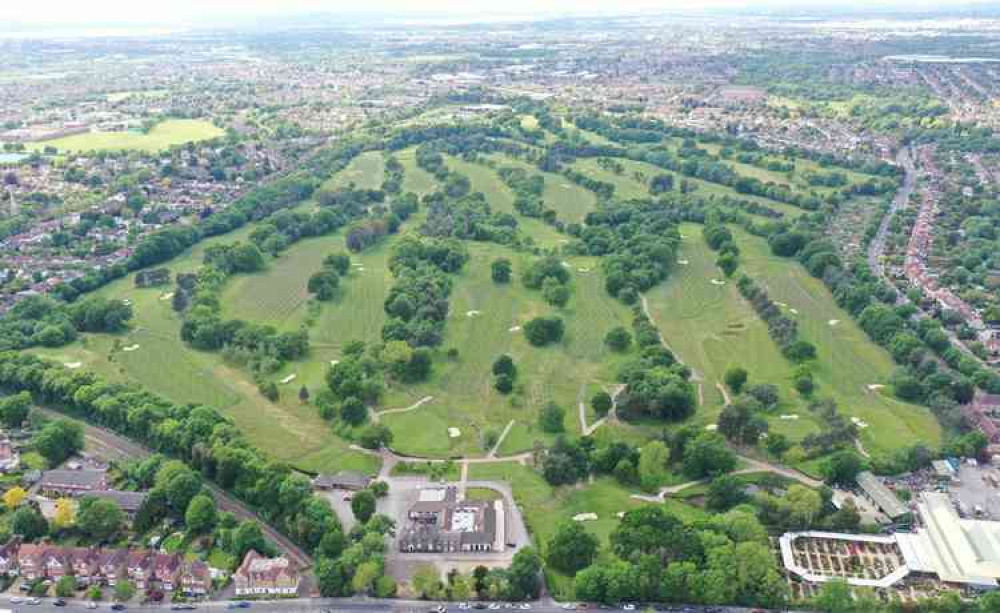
395 147 439 195
381 242 635 458
486 154 597 224
733 227 941 457
33 119 223 153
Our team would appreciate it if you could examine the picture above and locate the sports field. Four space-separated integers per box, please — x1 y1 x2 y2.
33 119 224 153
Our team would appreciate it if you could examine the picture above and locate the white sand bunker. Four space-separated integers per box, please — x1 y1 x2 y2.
509 325 522 333
788 308 799 315
705 424 718 431
775 301 788 307
466 310 482 317
159 292 174 301
577 267 590 273
447 427 461 438
329 359 340 367
122 344 140 352
280 374 297 384
851 417 869 429
828 319 840 326
710 279 726 286
678 259 689 265
64 362 82 369
779 414 800 421
123 299 133 305
561 261 571 268
616 511 626 518
561 183 572 188
867 384 885 392
573 513 598 522
356 267 365 272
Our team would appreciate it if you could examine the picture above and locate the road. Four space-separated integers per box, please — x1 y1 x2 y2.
34 408 313 569
9 597 805 613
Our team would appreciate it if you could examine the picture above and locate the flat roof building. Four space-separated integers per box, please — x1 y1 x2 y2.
857 471 910 520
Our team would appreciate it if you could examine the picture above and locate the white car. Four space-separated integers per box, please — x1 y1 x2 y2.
488 604 501 610
458 604 470 610
561 605 576 611
622 605 635 611
87 603 99 610
519 605 532 610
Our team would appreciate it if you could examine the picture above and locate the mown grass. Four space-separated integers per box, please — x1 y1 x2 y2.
33 119 223 153
485 154 597 224
380 241 635 458
323 150 385 190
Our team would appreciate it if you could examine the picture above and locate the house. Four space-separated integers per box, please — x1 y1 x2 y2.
0 540 19 575
88 490 148 521
39 469 108 496
233 550 300 597
97 549 126 586
17 544 47 580
69 548 100 584
0 438 20 472
311 471 370 491
125 550 151 589
180 560 211 596
153 553 182 591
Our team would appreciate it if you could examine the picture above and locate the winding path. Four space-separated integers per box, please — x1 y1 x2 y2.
371 395 434 422
488 420 515 458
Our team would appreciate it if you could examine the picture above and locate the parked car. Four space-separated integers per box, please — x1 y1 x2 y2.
9 596 22 604
622 605 635 611
111 603 127 611
26 597 42 606
53 599 67 607
86 602 99 610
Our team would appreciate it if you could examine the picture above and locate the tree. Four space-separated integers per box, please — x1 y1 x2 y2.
3 486 27 509
165 471 202 516
352 560 380 595
492 355 516 378
53 498 76 530
340 396 368 426
231 520 270 561
77 497 124 541
114 580 135 603
412 564 444 600
55 575 76 598
638 440 670 493
491 258 512 283
494 374 514 394
299 385 310 403
542 277 570 307
682 432 736 479
723 367 748 394
546 521 598 575
813 579 854 613
0 391 31 429
591 391 613 416
508 547 542 600
34 419 84 466
604 326 632 352
822 450 863 487
185 494 217 534
358 424 393 450
523 315 564 346
539 402 565 433
10 505 47 540
706 475 746 511
324 253 352 275
351 490 376 523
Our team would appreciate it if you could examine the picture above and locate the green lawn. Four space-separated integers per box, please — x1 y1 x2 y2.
323 150 385 190
380 242 635 458
32 119 223 153
486 154 597 224
643 221 940 459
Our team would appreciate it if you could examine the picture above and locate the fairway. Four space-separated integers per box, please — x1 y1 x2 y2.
644 222 940 458
33 119 224 152
29 215 379 477
487 153 598 224
380 242 634 458
323 150 385 190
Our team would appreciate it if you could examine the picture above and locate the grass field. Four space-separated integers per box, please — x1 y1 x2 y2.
486 154 597 224
380 241 635 457
643 222 940 459
323 150 385 190
33 119 224 153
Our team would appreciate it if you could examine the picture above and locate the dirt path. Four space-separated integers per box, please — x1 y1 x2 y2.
854 438 871 459
372 395 434 422
488 420 515 458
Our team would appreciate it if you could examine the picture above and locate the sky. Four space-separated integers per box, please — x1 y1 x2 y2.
0 0 997 28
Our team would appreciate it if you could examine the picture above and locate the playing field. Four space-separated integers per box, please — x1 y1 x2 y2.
33 119 224 153
487 153 598 224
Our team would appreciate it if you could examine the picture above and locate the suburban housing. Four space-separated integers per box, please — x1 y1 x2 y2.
233 550 301 597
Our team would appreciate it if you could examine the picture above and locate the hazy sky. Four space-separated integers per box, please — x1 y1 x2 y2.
0 0 995 27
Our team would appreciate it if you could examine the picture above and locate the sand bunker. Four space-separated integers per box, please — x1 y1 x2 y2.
466 310 482 317
851 417 869 429
572 513 598 522
122 344 140 352
447 427 461 438
329 360 341 367
705 424 718 431
160 293 174 301
789 308 799 315
828 319 840 326
509 325 522 333
280 374 297 384
678 259 689 265
779 414 800 421
710 279 726 286
64 362 82 369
